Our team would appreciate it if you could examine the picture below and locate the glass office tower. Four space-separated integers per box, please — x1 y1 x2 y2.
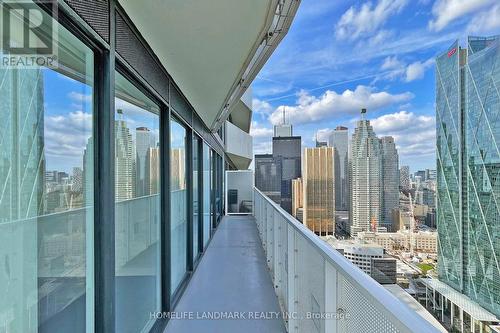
436 36 500 318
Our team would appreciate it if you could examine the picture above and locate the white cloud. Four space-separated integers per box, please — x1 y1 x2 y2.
250 121 273 138
336 0 407 40
68 91 92 103
371 111 435 156
467 4 500 34
429 0 496 31
405 58 434 82
268 85 413 125
313 128 333 143
44 111 92 158
253 141 272 155
381 56 403 70
252 98 273 115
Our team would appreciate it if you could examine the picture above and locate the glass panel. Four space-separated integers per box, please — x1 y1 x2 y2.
170 117 187 294
114 72 160 333
203 143 211 246
0 3 94 332
192 136 199 261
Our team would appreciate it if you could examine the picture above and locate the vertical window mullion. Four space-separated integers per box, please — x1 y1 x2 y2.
161 106 171 312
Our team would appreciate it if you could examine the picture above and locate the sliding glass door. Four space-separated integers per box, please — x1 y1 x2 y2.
114 72 161 333
170 117 188 295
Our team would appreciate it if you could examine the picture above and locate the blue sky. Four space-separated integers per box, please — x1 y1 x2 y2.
250 0 500 172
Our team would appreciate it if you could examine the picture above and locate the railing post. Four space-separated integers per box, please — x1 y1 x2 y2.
273 213 279 286
287 225 297 333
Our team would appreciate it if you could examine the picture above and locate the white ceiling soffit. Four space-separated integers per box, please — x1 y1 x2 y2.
117 0 300 131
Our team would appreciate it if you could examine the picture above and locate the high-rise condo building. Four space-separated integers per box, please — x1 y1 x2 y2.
422 36 500 329
380 136 399 231
400 165 410 190
303 147 335 235
329 126 349 211
350 109 382 236
273 136 301 214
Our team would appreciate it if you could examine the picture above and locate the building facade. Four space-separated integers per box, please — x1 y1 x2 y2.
254 154 282 204
380 136 399 231
350 111 383 236
303 147 335 235
273 136 301 214
436 36 500 322
329 126 349 211
400 165 410 190
291 177 303 219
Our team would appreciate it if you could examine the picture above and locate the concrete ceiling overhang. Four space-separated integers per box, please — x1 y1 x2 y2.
230 99 252 133
118 0 300 131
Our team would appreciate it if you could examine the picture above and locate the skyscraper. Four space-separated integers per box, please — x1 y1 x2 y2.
115 110 135 201
291 177 303 218
254 154 282 204
273 136 301 214
136 127 155 196
432 36 500 321
171 148 186 191
380 136 399 231
329 126 349 211
399 165 410 190
303 147 335 235
350 109 382 236
0 68 45 222
146 147 160 194
273 108 292 137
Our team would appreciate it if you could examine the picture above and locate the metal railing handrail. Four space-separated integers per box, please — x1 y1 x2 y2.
254 187 440 333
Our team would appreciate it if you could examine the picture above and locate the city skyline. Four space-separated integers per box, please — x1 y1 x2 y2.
249 0 500 171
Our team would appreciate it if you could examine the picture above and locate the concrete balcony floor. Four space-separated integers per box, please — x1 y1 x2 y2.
164 215 286 333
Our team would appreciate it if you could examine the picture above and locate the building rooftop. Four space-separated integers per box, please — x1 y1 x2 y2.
420 278 499 322
383 284 447 333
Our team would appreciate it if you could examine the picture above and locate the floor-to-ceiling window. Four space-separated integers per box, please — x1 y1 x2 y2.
192 136 200 261
0 3 94 332
203 143 211 247
114 72 161 333
170 117 187 294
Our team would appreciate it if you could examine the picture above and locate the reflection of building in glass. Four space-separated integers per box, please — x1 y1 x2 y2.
83 136 93 202
171 148 186 190
0 68 45 221
303 147 335 235
350 111 382 236
435 36 500 323
115 109 135 200
136 127 155 196
146 147 159 194
380 136 399 231
329 126 349 211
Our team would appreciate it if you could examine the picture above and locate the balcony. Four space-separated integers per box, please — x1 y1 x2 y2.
224 120 253 170
164 173 442 333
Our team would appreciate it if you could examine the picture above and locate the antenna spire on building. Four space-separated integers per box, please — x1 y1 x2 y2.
361 108 367 121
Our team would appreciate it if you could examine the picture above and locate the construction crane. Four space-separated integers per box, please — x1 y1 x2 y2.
408 192 416 256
